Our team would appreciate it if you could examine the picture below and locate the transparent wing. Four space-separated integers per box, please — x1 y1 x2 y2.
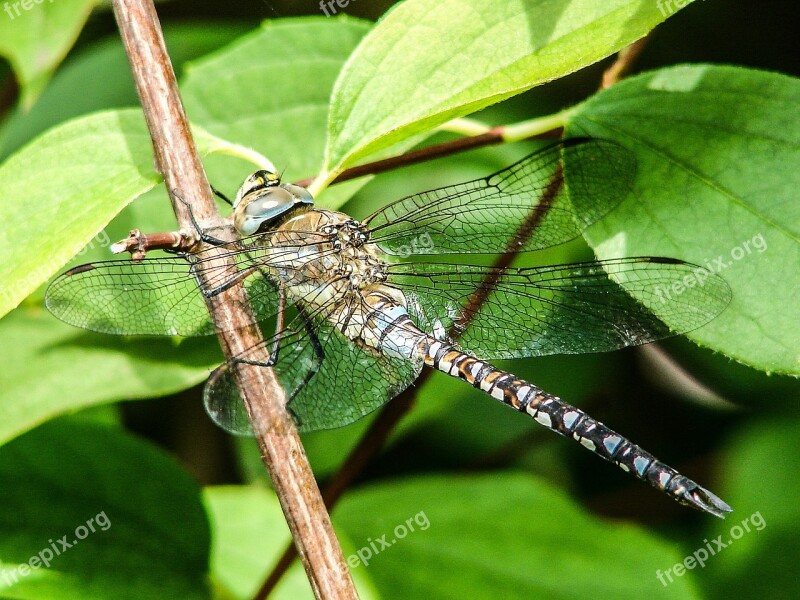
363 138 636 255
203 299 422 435
386 258 731 360
45 246 286 337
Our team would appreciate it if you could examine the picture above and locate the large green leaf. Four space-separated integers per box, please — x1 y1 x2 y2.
0 23 253 160
566 65 800 374
335 473 702 599
181 16 372 208
323 0 689 178
0 0 98 108
0 109 161 319
701 415 800 599
0 307 219 446
204 486 377 600
0 420 210 599
0 108 254 319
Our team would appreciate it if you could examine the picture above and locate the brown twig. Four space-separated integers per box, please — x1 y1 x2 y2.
254 383 422 598
110 229 198 261
110 1 357 597
293 126 563 189
601 36 649 89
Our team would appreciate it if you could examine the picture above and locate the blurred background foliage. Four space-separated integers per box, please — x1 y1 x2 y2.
0 1 798 599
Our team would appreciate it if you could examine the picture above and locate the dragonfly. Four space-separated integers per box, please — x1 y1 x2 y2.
46 137 733 517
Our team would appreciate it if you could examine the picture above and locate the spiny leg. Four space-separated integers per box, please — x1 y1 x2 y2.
221 279 286 370
285 305 325 427
192 264 263 299
211 185 234 206
172 190 233 247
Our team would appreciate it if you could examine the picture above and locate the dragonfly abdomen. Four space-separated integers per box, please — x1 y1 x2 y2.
421 339 732 518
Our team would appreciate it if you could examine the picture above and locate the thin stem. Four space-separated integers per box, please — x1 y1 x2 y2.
437 116 494 136
601 36 649 89
297 116 567 195
111 1 357 598
193 125 277 172
502 107 577 142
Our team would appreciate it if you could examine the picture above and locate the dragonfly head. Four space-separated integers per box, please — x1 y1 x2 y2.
233 170 314 235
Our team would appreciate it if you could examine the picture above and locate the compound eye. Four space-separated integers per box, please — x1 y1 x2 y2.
281 183 314 205
246 194 291 219
234 187 295 235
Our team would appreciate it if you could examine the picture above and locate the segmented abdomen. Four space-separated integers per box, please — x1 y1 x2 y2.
422 338 731 517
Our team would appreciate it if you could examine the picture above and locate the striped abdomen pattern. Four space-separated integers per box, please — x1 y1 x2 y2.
421 338 731 517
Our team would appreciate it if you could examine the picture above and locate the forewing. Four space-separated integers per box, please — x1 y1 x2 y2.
363 138 636 255
45 249 281 336
386 258 731 360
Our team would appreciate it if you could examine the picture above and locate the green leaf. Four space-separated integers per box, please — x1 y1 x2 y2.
0 420 210 599
181 16 372 208
0 109 161 319
204 486 377 600
0 108 253 319
0 307 219 446
0 0 98 108
323 0 687 177
566 64 800 374
335 473 701 599
701 415 800 600
204 486 312 599
0 22 254 160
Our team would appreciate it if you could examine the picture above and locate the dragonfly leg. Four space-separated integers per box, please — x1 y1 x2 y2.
192 265 262 298
211 185 234 206
284 306 325 426
173 191 231 246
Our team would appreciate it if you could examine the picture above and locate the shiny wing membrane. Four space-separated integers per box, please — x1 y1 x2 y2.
386 258 732 360
203 296 422 434
44 233 330 336
363 138 636 256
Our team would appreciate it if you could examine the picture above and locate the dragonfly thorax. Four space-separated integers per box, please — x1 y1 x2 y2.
268 209 390 309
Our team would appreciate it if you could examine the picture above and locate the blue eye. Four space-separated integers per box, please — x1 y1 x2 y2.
233 178 314 235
